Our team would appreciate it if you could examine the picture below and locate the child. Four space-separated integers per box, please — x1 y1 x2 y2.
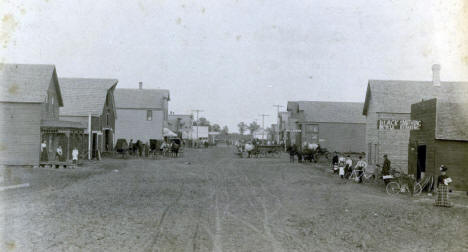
338 156 346 178
72 147 79 166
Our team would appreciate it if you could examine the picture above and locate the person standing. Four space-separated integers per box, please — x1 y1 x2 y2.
382 154 391 185
345 155 353 179
435 165 452 207
288 144 296 163
355 156 367 183
40 140 48 162
72 147 79 165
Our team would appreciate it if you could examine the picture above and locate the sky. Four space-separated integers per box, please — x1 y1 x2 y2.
1 0 468 132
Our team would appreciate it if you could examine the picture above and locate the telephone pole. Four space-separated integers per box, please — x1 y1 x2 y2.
273 104 284 114
259 114 270 140
192 109 203 141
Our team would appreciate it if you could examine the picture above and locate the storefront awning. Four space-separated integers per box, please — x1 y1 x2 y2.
163 128 178 137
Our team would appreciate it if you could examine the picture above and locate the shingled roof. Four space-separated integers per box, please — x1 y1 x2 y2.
435 100 468 141
363 80 468 115
0 63 63 106
59 78 118 117
114 88 170 109
290 101 366 124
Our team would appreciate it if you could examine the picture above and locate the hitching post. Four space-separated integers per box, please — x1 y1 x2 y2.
88 113 91 160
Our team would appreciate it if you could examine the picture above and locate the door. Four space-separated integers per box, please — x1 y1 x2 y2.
105 130 112 151
417 145 426 180
92 133 97 158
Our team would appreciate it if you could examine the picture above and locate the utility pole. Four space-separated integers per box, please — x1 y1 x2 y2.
259 114 270 140
192 109 203 142
273 104 284 114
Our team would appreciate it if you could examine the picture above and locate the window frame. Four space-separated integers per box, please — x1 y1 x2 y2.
146 110 152 121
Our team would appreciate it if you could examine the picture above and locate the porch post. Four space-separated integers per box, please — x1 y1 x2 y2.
65 130 70 161
88 114 92 160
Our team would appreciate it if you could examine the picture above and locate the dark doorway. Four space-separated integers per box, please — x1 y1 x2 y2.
104 130 112 151
92 133 97 159
417 145 426 180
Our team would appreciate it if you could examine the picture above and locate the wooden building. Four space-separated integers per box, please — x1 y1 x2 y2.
59 78 118 158
408 99 468 191
0 64 85 166
287 101 366 153
114 82 170 144
362 65 468 171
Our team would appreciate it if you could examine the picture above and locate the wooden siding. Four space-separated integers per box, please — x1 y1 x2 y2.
409 100 468 191
115 108 164 143
301 122 366 153
365 94 413 171
0 102 41 166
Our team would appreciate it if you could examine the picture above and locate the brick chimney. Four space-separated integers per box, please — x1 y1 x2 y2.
432 64 441 86
139 81 143 89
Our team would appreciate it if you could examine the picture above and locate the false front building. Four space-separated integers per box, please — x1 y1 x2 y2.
408 99 468 191
362 65 468 171
287 101 366 153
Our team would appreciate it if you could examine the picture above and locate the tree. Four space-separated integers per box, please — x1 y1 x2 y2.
194 117 210 127
248 121 260 136
237 122 247 135
211 124 221 132
221 126 229 135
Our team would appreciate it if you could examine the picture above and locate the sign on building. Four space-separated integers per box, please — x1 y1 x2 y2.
377 119 421 130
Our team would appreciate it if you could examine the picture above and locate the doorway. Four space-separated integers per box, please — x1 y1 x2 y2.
104 130 112 151
417 145 426 180
92 133 97 159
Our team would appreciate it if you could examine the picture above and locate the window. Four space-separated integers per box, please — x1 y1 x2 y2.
147 110 152 121
106 113 110 126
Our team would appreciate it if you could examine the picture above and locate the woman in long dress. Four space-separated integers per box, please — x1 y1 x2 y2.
435 165 452 207
40 141 48 162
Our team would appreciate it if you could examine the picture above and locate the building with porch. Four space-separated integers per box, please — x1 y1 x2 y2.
362 65 468 171
287 101 366 153
0 64 85 166
408 99 468 191
114 82 170 145
59 78 118 158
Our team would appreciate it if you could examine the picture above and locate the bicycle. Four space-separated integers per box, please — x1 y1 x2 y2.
386 173 422 196
348 168 375 183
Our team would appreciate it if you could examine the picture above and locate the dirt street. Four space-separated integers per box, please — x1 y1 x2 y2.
1 146 467 251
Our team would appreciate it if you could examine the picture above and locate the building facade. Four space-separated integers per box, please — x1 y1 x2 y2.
59 78 118 157
408 99 468 191
287 101 366 153
363 66 468 171
0 64 85 166
114 82 170 144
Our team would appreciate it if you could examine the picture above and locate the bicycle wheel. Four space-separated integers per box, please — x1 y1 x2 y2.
386 182 400 196
413 183 422 196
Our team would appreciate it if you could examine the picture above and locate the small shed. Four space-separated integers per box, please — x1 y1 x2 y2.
408 98 468 191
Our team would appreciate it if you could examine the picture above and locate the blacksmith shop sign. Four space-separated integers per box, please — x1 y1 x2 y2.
377 119 421 130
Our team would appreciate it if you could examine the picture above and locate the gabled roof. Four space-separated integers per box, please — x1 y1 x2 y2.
435 100 468 141
114 88 170 109
289 101 366 124
363 80 468 115
0 63 63 106
59 78 118 116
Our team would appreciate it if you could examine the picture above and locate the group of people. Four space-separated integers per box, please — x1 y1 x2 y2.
40 140 80 166
331 153 369 183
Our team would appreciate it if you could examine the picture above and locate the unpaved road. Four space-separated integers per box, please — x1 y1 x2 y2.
1 146 467 251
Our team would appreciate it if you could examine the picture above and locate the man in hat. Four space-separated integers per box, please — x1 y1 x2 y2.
435 165 452 207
